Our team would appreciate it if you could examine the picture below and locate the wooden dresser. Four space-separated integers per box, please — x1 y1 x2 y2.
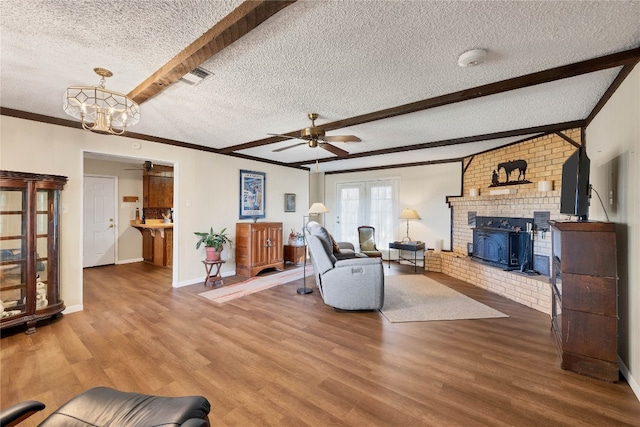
549 220 618 381
235 222 284 277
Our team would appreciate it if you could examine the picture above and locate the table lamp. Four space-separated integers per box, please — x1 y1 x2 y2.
399 208 420 242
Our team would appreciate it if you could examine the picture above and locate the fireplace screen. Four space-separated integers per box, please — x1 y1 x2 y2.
472 216 533 271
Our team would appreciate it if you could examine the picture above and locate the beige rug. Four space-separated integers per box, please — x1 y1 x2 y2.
380 275 508 323
198 265 313 304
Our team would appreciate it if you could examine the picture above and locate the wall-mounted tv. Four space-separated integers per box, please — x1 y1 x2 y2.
560 147 591 221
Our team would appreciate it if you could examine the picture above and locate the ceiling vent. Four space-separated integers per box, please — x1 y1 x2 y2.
180 67 213 85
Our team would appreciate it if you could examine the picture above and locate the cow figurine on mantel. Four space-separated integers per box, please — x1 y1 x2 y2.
489 159 531 187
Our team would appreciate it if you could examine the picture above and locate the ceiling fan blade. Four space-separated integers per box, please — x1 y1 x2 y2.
322 135 361 143
124 161 153 171
272 142 307 152
320 143 349 157
267 133 299 140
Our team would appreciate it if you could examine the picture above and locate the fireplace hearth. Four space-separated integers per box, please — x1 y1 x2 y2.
472 216 534 271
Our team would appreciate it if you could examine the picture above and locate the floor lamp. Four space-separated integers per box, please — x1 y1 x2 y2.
399 208 420 242
299 202 329 294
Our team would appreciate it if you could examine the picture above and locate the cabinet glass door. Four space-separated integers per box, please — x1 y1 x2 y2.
35 189 50 310
0 187 27 319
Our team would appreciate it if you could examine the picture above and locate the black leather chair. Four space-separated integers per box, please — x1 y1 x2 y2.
0 386 211 426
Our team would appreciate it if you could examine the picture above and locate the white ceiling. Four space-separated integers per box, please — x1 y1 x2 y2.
1 1 639 173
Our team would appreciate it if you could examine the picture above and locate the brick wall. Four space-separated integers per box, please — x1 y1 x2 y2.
426 251 552 314
429 129 582 315
463 129 580 194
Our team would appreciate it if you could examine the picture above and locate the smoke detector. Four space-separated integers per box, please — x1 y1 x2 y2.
458 49 487 67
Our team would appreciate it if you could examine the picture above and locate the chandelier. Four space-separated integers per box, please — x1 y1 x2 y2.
63 68 140 135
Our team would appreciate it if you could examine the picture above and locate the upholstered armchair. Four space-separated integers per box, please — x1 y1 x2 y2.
0 386 211 427
357 225 383 258
306 222 384 310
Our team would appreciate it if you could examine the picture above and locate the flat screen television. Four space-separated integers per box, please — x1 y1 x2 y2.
560 147 591 221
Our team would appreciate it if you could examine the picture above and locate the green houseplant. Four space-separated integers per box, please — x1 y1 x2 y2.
195 227 232 261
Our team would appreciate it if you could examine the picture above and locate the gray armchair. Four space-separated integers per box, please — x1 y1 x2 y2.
306 222 384 310
358 225 383 258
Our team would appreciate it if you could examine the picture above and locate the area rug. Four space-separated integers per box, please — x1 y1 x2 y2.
198 265 313 304
380 275 509 323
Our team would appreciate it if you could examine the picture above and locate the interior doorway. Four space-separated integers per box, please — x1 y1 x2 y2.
82 153 177 286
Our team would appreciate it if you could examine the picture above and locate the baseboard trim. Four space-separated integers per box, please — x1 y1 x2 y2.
117 257 144 264
619 356 640 402
173 269 236 288
63 304 83 314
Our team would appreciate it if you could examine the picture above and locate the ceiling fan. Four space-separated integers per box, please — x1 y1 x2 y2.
125 160 154 172
270 113 361 157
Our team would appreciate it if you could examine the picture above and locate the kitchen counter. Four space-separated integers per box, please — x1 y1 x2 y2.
130 220 172 236
130 220 173 266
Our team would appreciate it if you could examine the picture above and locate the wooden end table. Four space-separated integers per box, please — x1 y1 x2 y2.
283 244 306 265
202 259 225 287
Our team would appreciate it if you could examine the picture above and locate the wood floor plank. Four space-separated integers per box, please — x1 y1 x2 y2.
1 264 639 426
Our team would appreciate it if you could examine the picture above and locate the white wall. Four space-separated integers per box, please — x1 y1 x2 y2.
0 116 309 312
586 65 639 399
323 162 462 250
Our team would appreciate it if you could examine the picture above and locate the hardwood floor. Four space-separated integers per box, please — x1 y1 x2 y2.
1 262 639 426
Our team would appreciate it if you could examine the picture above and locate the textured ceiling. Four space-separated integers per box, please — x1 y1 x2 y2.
1 0 639 173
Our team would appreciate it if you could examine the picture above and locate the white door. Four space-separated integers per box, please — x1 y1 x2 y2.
335 182 365 243
83 175 116 267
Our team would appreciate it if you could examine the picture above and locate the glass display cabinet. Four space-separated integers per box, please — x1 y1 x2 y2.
1 170 67 334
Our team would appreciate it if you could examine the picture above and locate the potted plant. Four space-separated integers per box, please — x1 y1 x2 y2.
288 228 304 246
195 227 232 261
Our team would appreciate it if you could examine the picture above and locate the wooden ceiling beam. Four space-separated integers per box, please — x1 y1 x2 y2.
287 120 585 167
127 0 296 104
224 47 640 153
586 62 639 126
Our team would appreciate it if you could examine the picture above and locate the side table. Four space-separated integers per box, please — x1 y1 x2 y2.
388 242 426 272
202 259 225 287
283 244 306 265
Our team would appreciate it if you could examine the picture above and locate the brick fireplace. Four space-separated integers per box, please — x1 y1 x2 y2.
426 129 581 315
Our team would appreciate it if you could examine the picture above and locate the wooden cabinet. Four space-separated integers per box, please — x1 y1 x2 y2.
133 222 172 267
143 175 173 208
0 170 67 334
236 222 284 277
142 229 154 262
549 220 618 381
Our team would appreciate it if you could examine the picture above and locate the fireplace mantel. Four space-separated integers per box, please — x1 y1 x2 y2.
447 189 560 206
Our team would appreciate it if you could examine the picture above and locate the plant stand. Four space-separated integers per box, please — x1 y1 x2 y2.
202 260 225 287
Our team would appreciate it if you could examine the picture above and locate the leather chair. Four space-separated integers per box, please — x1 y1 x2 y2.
357 226 383 258
0 386 211 427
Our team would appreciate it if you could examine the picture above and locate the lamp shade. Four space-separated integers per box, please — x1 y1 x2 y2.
308 202 329 214
399 208 420 220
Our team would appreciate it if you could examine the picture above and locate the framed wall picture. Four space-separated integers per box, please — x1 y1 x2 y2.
239 170 266 219
284 193 296 212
